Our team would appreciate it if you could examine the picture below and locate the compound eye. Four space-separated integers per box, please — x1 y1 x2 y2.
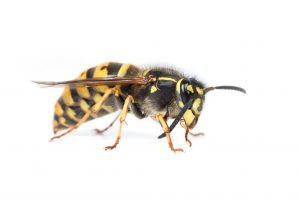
180 79 192 104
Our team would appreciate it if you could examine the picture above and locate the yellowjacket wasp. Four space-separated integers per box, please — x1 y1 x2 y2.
34 62 246 152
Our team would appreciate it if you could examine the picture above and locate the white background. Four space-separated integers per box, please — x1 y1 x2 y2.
0 0 299 199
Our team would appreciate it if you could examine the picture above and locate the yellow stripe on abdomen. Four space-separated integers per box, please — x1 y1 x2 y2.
118 63 131 77
62 86 74 106
93 63 109 93
76 70 91 99
55 102 64 116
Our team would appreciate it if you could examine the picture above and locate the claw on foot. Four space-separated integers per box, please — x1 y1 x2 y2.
94 128 105 134
49 136 59 142
190 132 205 137
104 138 120 151
104 145 117 151
186 139 192 147
171 148 184 153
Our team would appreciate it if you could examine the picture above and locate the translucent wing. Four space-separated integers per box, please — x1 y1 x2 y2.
33 75 153 88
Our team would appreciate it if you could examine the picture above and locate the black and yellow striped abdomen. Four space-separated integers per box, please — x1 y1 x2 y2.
53 62 140 133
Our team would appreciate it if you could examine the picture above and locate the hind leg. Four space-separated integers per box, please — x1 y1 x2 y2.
94 113 120 134
49 88 119 141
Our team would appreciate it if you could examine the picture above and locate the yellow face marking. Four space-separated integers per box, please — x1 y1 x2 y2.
55 102 64 116
66 108 80 122
176 79 184 94
196 87 203 95
118 64 131 77
62 86 74 106
79 99 90 113
178 101 184 108
183 109 195 127
158 77 177 82
187 85 194 93
150 86 158 93
192 98 201 114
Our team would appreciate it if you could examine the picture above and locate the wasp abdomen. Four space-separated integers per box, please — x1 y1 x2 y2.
52 62 140 133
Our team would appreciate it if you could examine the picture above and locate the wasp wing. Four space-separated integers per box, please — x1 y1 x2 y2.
33 75 152 88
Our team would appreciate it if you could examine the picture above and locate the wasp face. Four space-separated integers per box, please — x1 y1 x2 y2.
175 78 204 129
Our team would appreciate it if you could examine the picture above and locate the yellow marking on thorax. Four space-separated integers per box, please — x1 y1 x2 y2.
183 109 195 126
66 108 80 122
62 86 74 106
76 70 90 98
176 79 184 94
93 64 109 93
196 87 203 95
79 99 90 113
158 77 177 82
187 85 194 93
150 86 158 93
55 102 64 116
192 98 201 114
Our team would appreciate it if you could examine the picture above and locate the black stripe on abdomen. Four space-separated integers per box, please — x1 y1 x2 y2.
70 88 81 102
107 62 123 75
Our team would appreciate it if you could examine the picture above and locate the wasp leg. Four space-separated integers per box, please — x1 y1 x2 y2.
94 113 120 134
185 129 192 147
189 132 205 136
104 95 133 150
180 120 205 136
179 120 204 147
49 88 119 142
156 113 184 153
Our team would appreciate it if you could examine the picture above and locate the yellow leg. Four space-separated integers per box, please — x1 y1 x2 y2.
104 95 133 150
49 88 119 142
156 113 184 153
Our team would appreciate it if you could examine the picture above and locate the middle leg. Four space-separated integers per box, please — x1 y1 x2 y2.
94 113 120 134
104 95 134 150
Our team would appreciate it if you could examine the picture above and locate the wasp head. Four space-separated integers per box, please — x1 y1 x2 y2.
175 78 205 129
